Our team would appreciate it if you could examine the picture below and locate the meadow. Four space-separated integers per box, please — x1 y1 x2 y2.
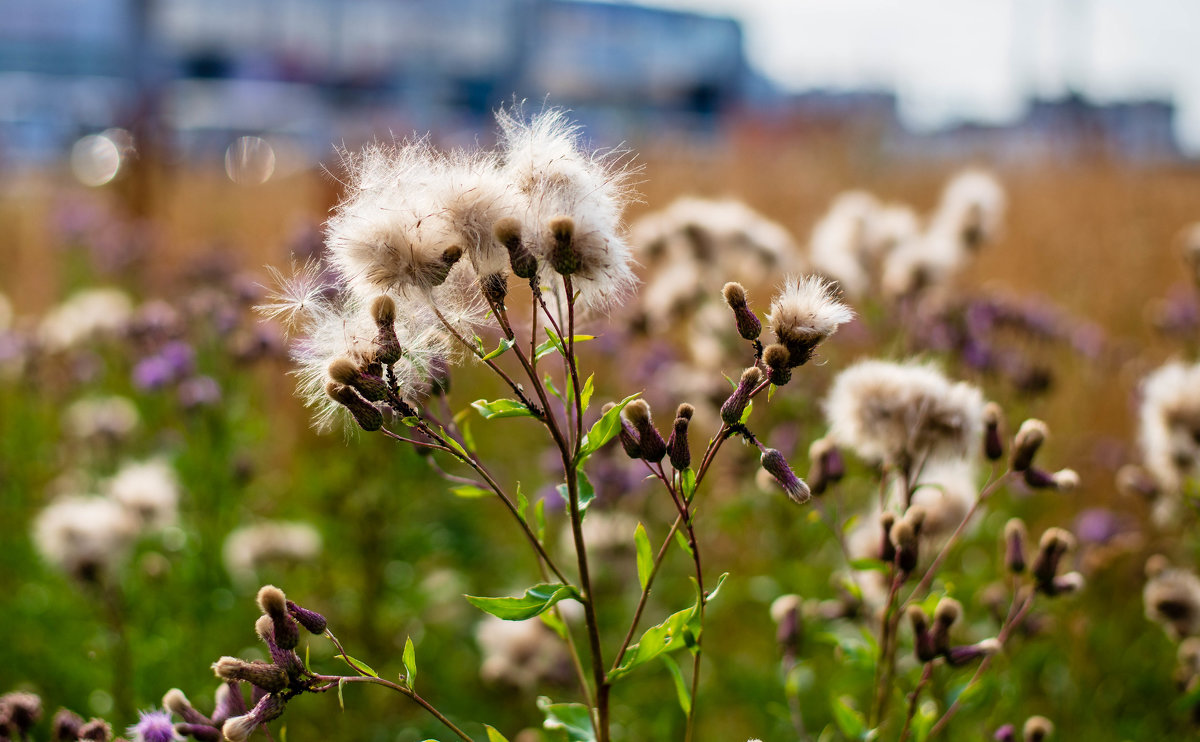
2 120 1200 742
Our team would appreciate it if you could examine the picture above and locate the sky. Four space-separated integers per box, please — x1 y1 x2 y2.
641 0 1200 153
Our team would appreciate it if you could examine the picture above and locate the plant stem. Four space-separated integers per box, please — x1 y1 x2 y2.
899 662 934 742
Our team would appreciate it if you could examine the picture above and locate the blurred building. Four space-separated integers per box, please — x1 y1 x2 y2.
0 0 1189 167
0 0 752 165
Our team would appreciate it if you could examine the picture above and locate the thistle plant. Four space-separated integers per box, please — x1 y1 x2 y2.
246 107 858 741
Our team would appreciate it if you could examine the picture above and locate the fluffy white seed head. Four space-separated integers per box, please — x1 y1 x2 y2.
106 457 180 531
497 106 637 312
824 359 986 467
1138 360 1200 496
767 275 854 366
223 521 323 587
33 495 138 582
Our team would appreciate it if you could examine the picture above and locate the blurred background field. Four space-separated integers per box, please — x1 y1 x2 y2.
4 2 1200 741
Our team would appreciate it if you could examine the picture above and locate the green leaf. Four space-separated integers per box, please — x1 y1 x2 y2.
402 637 417 690
451 484 491 499
580 373 595 412
482 337 515 360
337 678 345 711
679 467 696 501
674 529 693 557
739 400 754 425
534 329 598 362
460 419 476 453
831 695 867 740
634 522 653 590
556 470 595 516
540 608 568 639
440 428 470 459
534 498 547 542
516 483 528 523
848 558 888 572
609 598 701 681
484 726 511 742
471 399 535 420
466 584 582 621
537 697 596 742
768 383 777 401
705 572 729 603
336 653 378 678
576 392 641 463
661 654 691 714
544 373 563 401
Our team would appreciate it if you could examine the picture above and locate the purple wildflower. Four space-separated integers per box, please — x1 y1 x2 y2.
128 708 179 742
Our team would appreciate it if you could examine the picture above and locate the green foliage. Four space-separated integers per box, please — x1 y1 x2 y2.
465 584 583 621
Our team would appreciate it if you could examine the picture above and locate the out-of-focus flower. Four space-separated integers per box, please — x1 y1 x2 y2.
106 458 180 531
824 359 985 468
1145 557 1200 640
1138 360 1200 499
37 287 134 352
223 522 322 586
127 708 179 742
475 615 573 690
64 395 140 440
33 495 138 583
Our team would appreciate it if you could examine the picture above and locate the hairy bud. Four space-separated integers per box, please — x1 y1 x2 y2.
908 605 936 662
760 448 811 504
624 400 666 462
328 357 389 403
287 600 328 635
983 402 1005 461
495 218 537 280
1010 419 1048 472
1005 518 1027 574
721 367 762 425
548 216 579 275
762 343 792 386
326 383 383 432
213 657 289 694
1031 528 1075 591
1023 716 1054 742
667 410 692 471
257 585 299 650
722 282 762 341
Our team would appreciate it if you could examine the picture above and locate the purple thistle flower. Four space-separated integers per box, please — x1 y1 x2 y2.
128 708 179 742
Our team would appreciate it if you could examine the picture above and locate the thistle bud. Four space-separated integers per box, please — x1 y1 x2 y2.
326 383 383 432
604 402 642 459
760 448 811 504
770 594 803 663
428 244 463 287
0 692 41 735
1010 419 1048 472
495 218 537 280
762 344 791 386
983 402 1005 461
879 512 897 563
807 438 844 496
1031 528 1075 590
1005 518 1027 574
370 296 403 365
624 400 666 462
1023 467 1078 491
722 282 761 341
667 404 694 471
1116 464 1159 500
907 605 936 662
174 723 222 741
221 694 286 742
287 600 328 635
944 638 1001 667
257 585 299 650
890 518 919 573
213 657 289 694
211 682 246 727
1023 716 1054 742
548 216 579 275
53 709 84 741
481 272 508 306
931 597 961 656
1045 571 1085 597
77 719 113 742
328 357 389 403
164 689 212 726
721 367 762 425
994 724 1017 742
